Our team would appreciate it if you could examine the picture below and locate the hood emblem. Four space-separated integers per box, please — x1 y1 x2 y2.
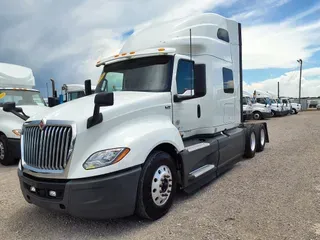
39 119 46 131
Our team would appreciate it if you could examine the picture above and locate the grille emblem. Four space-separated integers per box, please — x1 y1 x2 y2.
39 119 46 131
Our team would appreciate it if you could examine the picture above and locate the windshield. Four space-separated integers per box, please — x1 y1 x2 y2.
0 89 46 107
242 97 252 105
95 56 173 93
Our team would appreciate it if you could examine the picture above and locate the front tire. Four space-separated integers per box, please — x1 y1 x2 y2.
0 135 15 166
253 112 262 120
136 151 177 220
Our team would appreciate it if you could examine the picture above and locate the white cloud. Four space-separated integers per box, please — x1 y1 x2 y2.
0 0 320 99
244 67 320 97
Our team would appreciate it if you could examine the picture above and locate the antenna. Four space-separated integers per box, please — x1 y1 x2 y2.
189 28 193 96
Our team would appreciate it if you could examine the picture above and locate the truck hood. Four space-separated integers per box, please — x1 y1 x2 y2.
27 91 171 132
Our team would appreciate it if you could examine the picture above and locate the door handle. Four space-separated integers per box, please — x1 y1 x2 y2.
197 104 201 118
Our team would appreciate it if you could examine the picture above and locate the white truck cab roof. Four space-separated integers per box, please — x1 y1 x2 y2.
0 62 35 88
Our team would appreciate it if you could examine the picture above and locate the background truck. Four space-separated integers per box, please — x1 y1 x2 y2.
4 13 269 221
242 91 253 120
61 83 96 103
279 97 292 115
0 62 47 165
264 91 285 117
287 98 301 114
251 90 272 120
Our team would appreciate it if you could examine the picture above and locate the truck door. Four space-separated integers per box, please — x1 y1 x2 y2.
171 58 200 138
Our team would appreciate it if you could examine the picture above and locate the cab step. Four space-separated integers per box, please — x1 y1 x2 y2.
188 164 215 181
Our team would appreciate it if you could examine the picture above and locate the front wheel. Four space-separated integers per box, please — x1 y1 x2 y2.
0 135 15 166
253 112 262 120
136 151 177 220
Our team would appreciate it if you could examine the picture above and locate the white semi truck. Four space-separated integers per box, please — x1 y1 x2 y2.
0 63 47 165
265 92 285 117
61 83 96 102
251 90 272 120
4 13 270 220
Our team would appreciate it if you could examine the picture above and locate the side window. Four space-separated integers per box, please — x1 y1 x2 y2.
217 28 230 43
256 98 265 104
176 59 194 95
101 72 124 92
222 67 234 94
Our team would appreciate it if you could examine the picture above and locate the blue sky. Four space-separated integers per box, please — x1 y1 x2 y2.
0 0 320 97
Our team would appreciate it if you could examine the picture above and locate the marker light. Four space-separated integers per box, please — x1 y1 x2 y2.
12 129 21 137
158 48 165 51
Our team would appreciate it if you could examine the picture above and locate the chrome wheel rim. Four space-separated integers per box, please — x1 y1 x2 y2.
151 165 173 206
250 132 256 152
260 128 265 146
0 141 5 160
253 113 260 120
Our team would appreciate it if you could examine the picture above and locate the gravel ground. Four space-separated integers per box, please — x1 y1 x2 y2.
1 111 320 240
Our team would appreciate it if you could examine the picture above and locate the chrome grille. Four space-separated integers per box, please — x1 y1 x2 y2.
23 125 73 170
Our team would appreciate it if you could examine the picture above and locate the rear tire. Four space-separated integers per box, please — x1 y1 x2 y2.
244 126 256 158
0 135 15 166
136 151 177 221
256 124 266 152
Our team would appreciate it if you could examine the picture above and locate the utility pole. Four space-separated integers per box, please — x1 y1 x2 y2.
297 59 303 104
277 81 280 99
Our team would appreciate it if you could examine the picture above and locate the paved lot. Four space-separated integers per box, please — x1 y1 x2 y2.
1 111 320 240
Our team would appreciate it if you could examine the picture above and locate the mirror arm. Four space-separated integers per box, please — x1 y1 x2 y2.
87 105 103 129
11 110 29 121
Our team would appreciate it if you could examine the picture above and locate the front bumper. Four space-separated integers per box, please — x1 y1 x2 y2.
18 166 142 220
7 138 21 159
261 112 272 119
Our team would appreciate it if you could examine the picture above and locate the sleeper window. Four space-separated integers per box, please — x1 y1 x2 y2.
222 68 234 94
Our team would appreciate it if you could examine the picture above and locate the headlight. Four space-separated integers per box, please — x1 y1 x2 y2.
83 147 130 170
12 129 21 137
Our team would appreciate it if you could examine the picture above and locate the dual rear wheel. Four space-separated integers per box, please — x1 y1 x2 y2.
244 124 266 158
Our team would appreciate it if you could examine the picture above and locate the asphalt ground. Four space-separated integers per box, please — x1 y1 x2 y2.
1 111 320 240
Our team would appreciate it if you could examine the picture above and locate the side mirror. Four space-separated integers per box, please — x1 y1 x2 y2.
94 92 114 106
3 102 16 112
2 102 29 121
87 92 114 129
84 79 92 96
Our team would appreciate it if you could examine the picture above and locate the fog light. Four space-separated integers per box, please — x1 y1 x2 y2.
49 190 57 197
30 186 36 192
